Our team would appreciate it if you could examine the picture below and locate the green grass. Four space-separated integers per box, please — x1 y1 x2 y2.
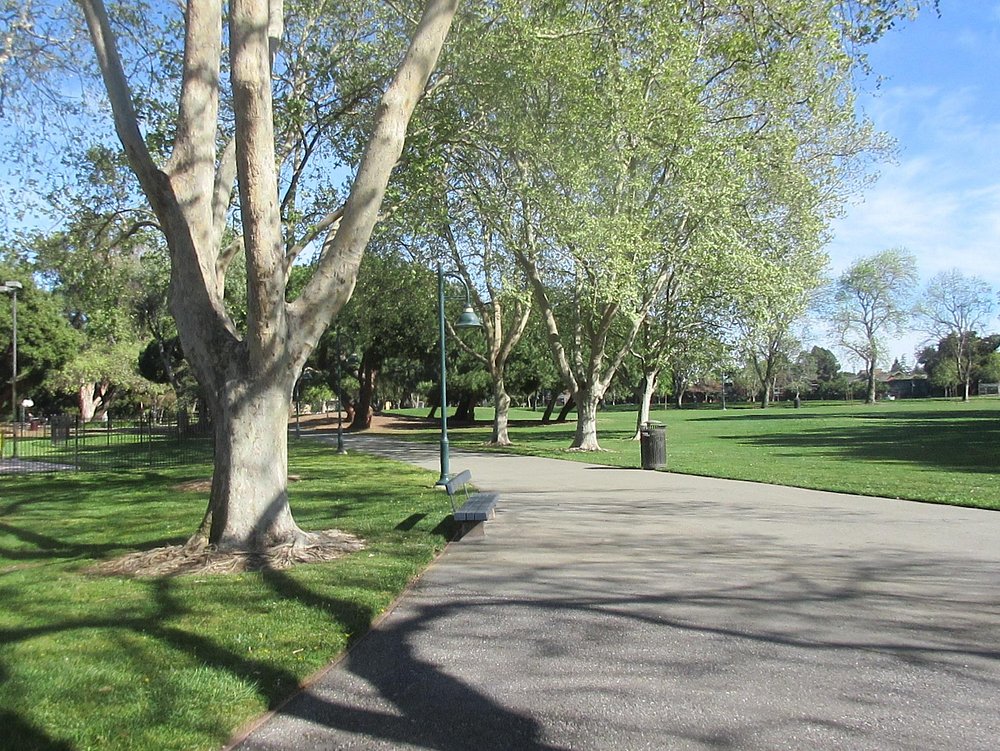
4 399 997 749
2 426 212 471
399 398 1000 510
0 441 453 751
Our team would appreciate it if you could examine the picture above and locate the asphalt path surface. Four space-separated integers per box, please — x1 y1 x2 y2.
232 434 1000 750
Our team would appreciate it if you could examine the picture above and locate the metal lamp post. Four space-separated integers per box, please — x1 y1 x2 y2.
437 264 482 485
1 281 22 457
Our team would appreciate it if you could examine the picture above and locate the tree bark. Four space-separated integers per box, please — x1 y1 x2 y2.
350 351 378 431
206 378 301 551
454 394 477 422
80 0 459 552
489 377 513 446
632 370 658 440
541 391 558 423
557 396 575 423
571 389 602 450
79 384 98 422
865 363 876 404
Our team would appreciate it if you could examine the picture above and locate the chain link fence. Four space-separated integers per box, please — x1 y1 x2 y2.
0 411 213 473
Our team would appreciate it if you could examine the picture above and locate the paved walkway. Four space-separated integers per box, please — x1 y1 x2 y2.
233 434 1000 750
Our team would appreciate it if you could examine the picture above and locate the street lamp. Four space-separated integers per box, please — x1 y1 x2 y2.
1 281 22 457
436 264 482 485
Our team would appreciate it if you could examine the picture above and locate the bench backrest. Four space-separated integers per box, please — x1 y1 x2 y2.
443 469 473 498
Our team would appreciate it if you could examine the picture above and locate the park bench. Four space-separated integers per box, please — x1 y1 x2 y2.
443 470 499 536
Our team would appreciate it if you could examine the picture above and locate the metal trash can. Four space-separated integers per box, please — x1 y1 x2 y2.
639 421 666 470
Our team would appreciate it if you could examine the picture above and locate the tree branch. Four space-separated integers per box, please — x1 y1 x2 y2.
288 0 460 361
77 0 164 202
169 0 222 188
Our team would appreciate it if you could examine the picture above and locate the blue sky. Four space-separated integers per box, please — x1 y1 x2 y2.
823 1 1000 365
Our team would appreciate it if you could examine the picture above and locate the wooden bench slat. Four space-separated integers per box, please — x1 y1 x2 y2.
444 470 499 530
454 492 499 521
442 470 473 498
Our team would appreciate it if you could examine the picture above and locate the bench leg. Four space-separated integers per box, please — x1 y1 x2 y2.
455 520 486 540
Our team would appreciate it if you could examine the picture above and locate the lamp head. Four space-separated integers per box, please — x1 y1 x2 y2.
454 305 482 329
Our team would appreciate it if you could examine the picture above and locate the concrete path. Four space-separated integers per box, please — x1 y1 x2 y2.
233 435 1000 750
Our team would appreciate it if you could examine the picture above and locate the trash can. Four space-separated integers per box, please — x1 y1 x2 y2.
639 421 666 470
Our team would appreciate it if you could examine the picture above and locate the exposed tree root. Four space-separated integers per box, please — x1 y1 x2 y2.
89 529 365 578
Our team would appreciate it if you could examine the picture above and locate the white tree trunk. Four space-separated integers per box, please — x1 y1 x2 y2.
633 370 658 440
865 364 877 405
208 378 299 550
490 377 513 446
571 388 602 451
81 0 459 552
78 384 99 422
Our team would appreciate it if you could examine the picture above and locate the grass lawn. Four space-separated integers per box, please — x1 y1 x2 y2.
0 441 453 751
397 398 1000 510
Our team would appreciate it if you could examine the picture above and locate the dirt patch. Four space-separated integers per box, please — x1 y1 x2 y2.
174 479 212 493
173 475 303 494
291 411 440 433
90 529 365 578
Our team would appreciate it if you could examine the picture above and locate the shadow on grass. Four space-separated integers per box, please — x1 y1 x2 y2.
713 410 1000 474
0 710 77 751
0 521 183 562
0 462 457 749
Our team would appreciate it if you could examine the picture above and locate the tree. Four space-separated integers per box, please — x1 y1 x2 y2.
787 350 819 404
918 332 1000 397
829 248 918 404
25 203 168 419
979 351 1000 385
0 262 81 416
335 250 438 430
737 300 803 409
447 1 879 448
918 269 995 401
810 346 841 385
68 0 459 552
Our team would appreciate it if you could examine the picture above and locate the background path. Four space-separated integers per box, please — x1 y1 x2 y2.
234 434 1000 750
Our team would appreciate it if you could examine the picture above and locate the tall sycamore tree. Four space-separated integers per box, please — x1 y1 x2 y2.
831 248 918 404
447 0 886 449
75 0 459 552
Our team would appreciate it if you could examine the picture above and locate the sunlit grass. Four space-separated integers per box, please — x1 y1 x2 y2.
393 398 1000 510
0 441 452 751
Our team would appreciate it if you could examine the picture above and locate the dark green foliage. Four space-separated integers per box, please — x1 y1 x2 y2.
918 333 1000 394
0 269 82 415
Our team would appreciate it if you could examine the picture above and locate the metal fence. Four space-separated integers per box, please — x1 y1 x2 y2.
0 411 213 473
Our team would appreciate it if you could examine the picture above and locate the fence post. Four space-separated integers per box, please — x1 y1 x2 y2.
74 415 80 470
